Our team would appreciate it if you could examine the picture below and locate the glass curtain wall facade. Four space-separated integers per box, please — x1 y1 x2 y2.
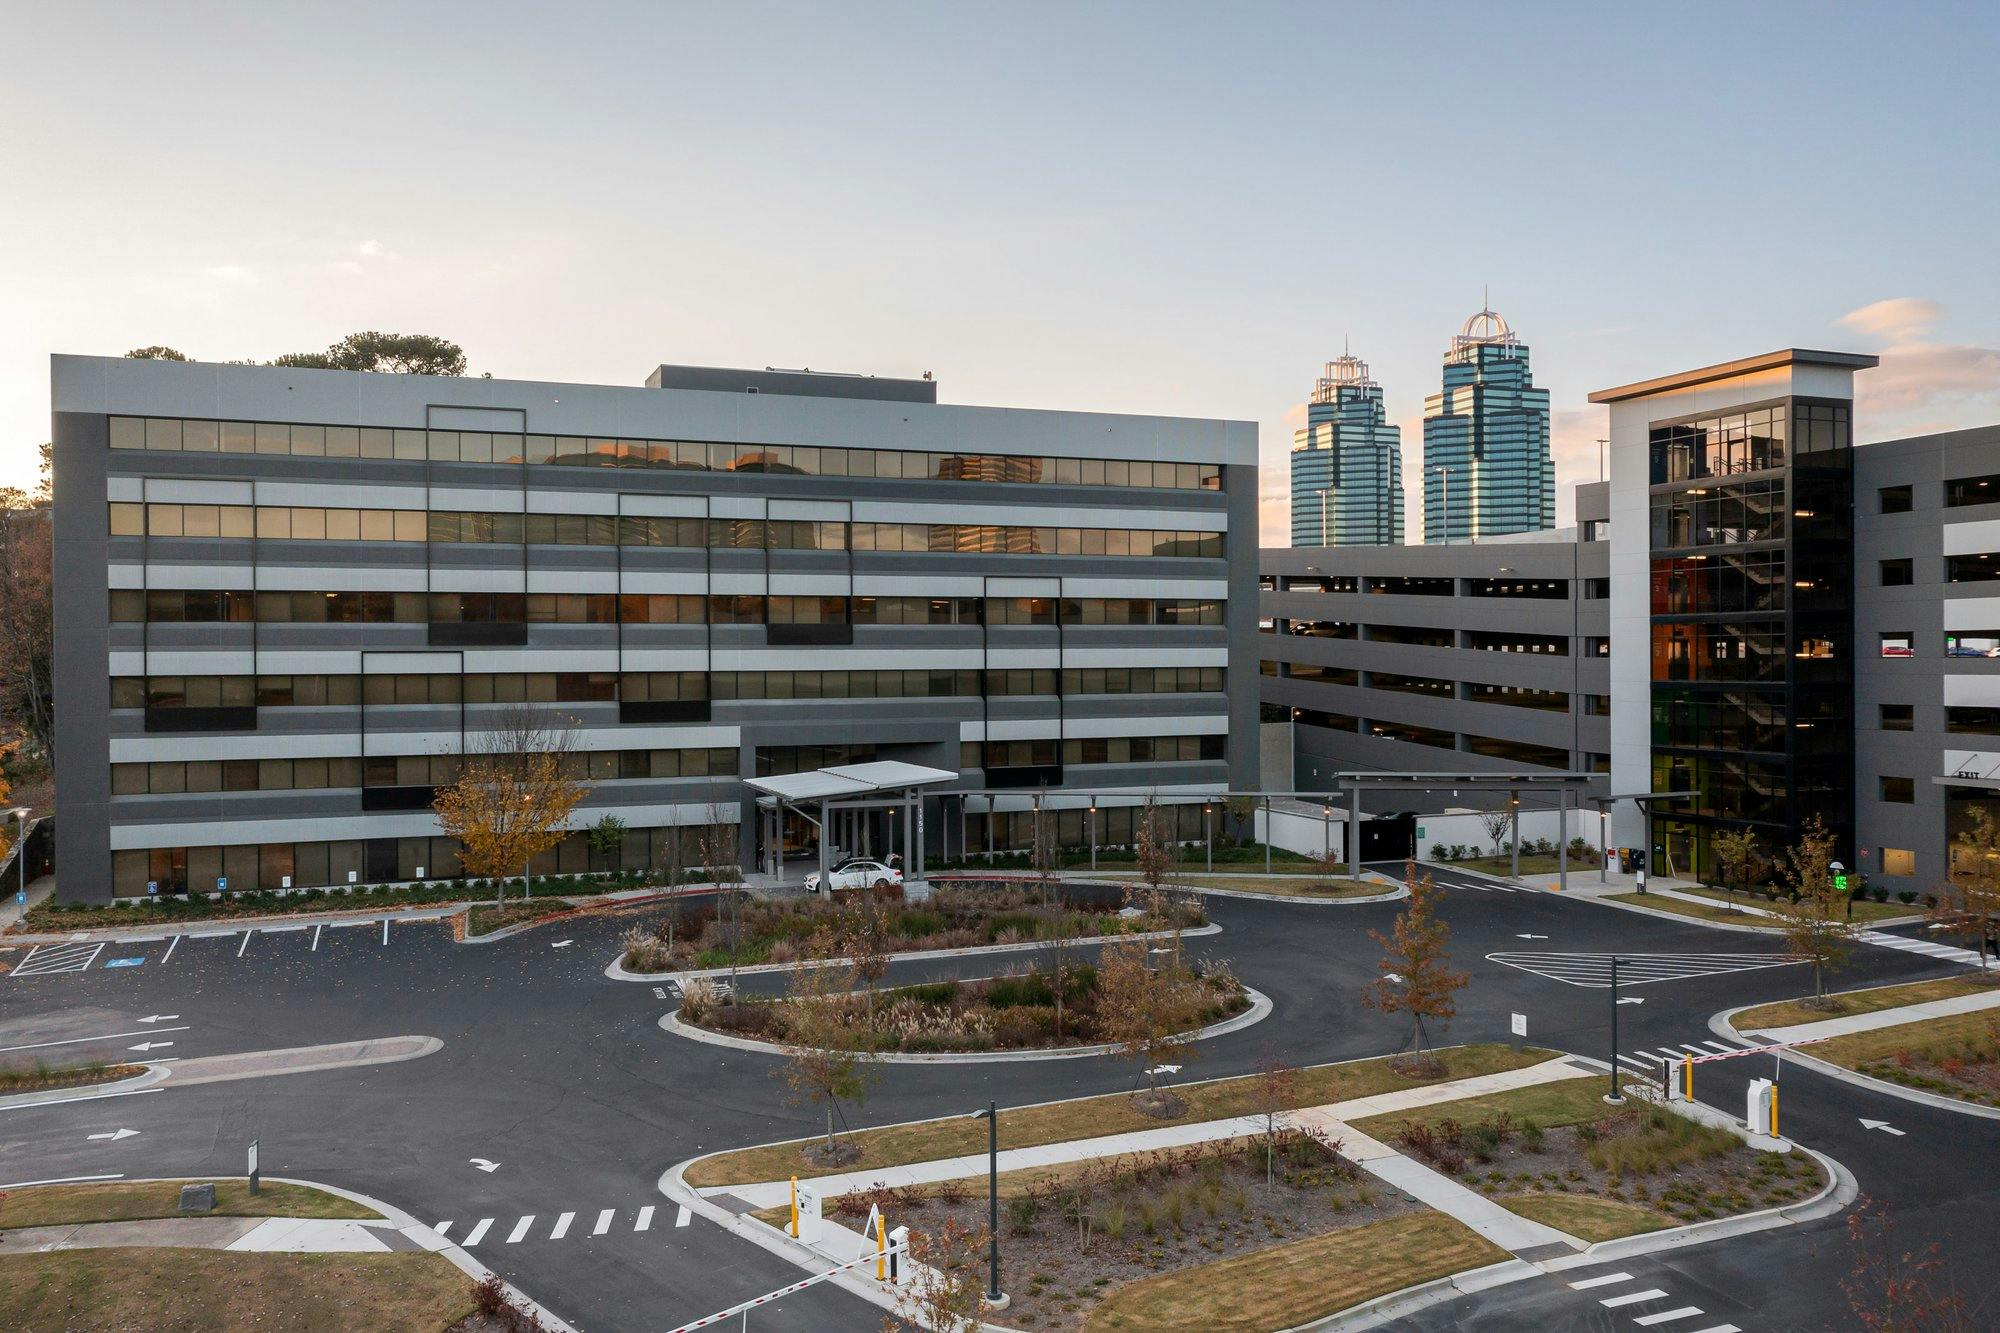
1289 354 1404 546
1647 399 1854 878
1422 310 1554 543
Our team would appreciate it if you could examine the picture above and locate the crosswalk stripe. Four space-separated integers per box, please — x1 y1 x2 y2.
1698 1041 1736 1053
593 1208 613 1235
675 1205 691 1227
507 1215 535 1243
635 1205 655 1231
1569 1271 1632 1289
1686 1325 1740 1333
550 1211 574 1239
1635 1310 1706 1327
462 1218 493 1246
1617 1055 1653 1070
435 1221 453 1239
1602 1288 1669 1307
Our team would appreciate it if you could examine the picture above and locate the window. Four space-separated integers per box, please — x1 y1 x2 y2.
1945 473 2000 508
1880 558 1913 586
1584 578 1610 598
1880 776 1915 804
1879 485 1912 514
1880 848 1916 877
1465 577 1569 599
1586 694 1611 716
1947 707 2000 735
1880 704 1913 731
1947 553 2000 584
1880 632 1914 658
1946 632 2000 658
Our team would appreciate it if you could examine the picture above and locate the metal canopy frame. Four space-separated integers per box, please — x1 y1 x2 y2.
746 762 957 886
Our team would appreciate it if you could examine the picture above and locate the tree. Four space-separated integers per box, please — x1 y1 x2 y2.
698 808 746 990
1224 793 1255 847
1840 1197 1972 1332
586 814 627 869
1252 1052 1300 1186
775 930 876 1160
432 710 588 905
1773 815 1855 1003
1711 827 1762 908
1366 862 1469 1069
1932 807 2000 975
274 331 466 376
1477 808 1512 858
836 897 891 1022
1096 937 1206 1114
0 449 54 760
886 1215 991 1333
125 345 187 361
1134 793 1178 905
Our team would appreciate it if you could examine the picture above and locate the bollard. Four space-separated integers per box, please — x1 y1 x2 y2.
1681 1056 1693 1103
875 1211 889 1281
888 1225 910 1285
789 1176 799 1238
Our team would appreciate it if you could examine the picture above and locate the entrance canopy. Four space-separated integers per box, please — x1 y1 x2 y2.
745 761 958 883
744 760 958 803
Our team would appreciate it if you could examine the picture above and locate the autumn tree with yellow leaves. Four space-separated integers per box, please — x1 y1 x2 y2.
433 710 589 906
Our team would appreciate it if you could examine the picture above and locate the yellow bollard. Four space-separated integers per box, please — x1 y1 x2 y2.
1682 1056 1693 1102
1770 1083 1780 1138
789 1176 799 1238
875 1211 888 1281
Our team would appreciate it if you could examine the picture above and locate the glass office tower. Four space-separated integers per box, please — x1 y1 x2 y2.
1289 353 1404 546
1422 308 1554 543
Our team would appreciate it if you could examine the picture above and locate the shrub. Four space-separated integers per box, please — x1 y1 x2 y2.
897 980 961 1006
472 1274 507 1317
1897 891 1919 905
1430 843 1451 861
1005 1196 1039 1235
1870 887 1890 903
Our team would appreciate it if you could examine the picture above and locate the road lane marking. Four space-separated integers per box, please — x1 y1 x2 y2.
550 1211 574 1239
674 1205 691 1227
435 1221 453 1239
462 1218 493 1246
1685 1326 1740 1333
382 920 390 945
635 1205 654 1231
506 1215 535 1243
1634 1310 1706 1326
12 941 106 976
312 924 323 951
0 1088 162 1113
593 1209 613 1235
161 935 180 963
1569 1272 1632 1289
1602 1289 1668 1307
0 1025 192 1054
237 931 253 958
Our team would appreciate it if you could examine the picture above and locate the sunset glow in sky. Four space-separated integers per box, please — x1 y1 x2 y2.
4 1 1996 540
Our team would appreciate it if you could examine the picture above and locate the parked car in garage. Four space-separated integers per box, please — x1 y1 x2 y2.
803 858 903 896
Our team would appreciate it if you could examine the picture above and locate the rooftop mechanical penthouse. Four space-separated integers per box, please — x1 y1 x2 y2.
51 357 1259 903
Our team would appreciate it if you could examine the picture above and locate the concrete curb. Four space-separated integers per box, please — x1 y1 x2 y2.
1575 892 1789 935
0 1063 170 1111
658 985 1272 1064
1713 1003 2000 1121
604 920 1224 985
1298 1257 1538 1332
1180 883 1407 906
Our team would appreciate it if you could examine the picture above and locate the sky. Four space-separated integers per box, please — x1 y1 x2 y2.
3 1 1998 542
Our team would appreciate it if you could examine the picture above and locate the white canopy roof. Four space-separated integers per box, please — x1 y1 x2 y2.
744 759 959 804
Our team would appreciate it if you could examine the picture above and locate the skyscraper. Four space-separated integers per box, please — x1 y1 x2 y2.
1289 351 1404 546
1422 306 1553 543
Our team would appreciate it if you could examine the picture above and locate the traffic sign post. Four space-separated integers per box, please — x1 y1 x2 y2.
247 1139 260 1195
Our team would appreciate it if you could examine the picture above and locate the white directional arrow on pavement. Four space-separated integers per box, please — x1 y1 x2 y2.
551 940 573 949
469 1158 501 1172
1516 933 1549 940
88 1128 141 1141
138 1014 180 1023
1617 997 1645 1005
1859 1119 1906 1136
128 1041 174 1052
1382 972 1404 984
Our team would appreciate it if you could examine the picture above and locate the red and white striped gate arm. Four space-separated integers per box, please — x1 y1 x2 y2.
1680 1034 1834 1065
665 1239 908 1333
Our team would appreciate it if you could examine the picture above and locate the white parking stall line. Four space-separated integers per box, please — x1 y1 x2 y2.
312 924 323 951
435 1220 454 1239
461 1218 493 1247
506 1215 535 1243
1569 1272 1633 1290
161 935 180 964
592 1208 614 1236
1602 1289 1669 1307
382 919 390 946
635 1205 654 1231
1634 1309 1706 1327
549 1211 574 1240
237 931 253 958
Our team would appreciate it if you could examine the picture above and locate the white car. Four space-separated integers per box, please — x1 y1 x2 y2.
803 859 903 895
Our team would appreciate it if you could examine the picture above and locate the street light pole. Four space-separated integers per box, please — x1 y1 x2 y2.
1605 955 1625 1104
972 1102 1004 1307
8 806 27 912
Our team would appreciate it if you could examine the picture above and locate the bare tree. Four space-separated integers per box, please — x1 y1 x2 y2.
697 805 745 991
1477 808 1512 859
1710 827 1762 909
1135 793 1179 905
775 930 876 1163
1366 861 1469 1072
432 708 587 905
1096 937 1206 1116
885 1215 991 1333
1253 1051 1301 1185
1840 1198 1973 1331
1772 815 1855 1004
1029 811 1076 1039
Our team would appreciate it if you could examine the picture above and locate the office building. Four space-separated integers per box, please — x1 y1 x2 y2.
1289 352 1404 547
1422 307 1554 543
50 356 1257 903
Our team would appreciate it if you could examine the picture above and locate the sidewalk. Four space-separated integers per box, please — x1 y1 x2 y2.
0 872 57 932
1745 986 2000 1044
704 1056 1595 1257
1 1214 416 1254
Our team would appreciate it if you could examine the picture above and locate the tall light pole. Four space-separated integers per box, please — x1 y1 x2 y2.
1605 955 1625 1104
971 1102 1005 1308
1431 465 1451 545
7 806 27 912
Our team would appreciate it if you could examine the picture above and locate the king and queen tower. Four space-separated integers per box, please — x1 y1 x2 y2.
1289 352 1404 546
1423 307 1554 543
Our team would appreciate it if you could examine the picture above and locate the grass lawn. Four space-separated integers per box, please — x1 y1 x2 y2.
1604 891 1784 927
1813 1008 2000 1081
0 1249 471 1332
1447 854 1569 877
1081 1211 1505 1332
0 1179 378 1229
1348 1073 1614 1141
685 1043 1555 1188
0 1062 142 1095
1735 973 2000 1031
1674 884 1913 924
465 897 574 936
1502 1192 1672 1242
1099 872 1389 897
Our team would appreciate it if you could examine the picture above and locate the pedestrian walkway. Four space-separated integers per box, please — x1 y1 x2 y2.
437 1203 686 1247
1563 1267 1741 1332
1613 1036 1760 1082
1486 950 1804 989
1854 927 1985 967
1742 985 2000 1045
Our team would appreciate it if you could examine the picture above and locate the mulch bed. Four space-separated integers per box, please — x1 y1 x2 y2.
1858 1051 2000 1107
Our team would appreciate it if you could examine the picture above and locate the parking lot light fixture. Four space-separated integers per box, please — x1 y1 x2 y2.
971 1101 1004 1307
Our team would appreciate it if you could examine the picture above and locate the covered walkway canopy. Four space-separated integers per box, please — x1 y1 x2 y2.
744 760 958 883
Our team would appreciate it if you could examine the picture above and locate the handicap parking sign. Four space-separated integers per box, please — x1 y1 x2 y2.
147 881 158 895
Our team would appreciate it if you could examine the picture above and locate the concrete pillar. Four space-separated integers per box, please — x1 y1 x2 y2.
1348 784 1361 879
1558 786 1570 892
1509 789 1520 879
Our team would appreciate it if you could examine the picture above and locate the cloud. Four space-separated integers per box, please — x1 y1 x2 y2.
1838 297 1941 342
199 264 258 284
357 239 384 257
